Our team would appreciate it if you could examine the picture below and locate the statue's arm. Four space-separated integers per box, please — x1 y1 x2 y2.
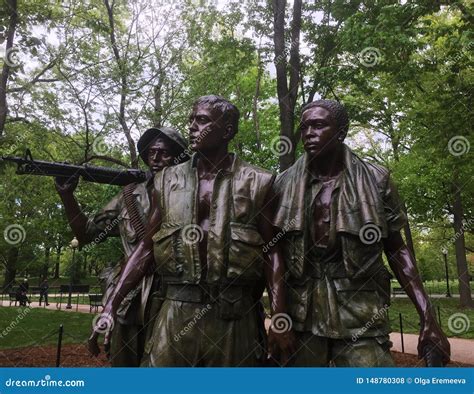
88 190 161 357
257 186 295 365
55 178 92 245
384 232 450 364
55 176 121 246
105 192 161 315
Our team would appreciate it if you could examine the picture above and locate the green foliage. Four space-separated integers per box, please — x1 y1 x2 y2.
0 0 472 290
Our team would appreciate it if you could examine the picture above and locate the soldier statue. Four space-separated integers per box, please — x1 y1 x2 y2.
272 99 451 366
89 95 295 366
56 127 188 366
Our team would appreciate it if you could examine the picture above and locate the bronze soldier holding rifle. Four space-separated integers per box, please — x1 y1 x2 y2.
56 127 188 366
89 95 295 366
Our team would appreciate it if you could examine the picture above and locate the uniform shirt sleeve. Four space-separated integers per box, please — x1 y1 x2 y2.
383 175 408 233
270 172 290 230
84 192 122 242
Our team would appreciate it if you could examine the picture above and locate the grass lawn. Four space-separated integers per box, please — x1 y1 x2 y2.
397 280 474 296
0 307 94 349
2 297 472 352
389 297 474 339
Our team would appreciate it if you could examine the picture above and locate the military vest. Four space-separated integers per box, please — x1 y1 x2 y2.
152 154 274 285
273 148 401 332
273 148 395 283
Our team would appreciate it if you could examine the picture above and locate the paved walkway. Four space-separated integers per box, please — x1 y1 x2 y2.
393 294 460 299
0 300 98 314
390 332 473 365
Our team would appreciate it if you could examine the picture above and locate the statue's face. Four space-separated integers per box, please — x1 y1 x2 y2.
146 137 177 174
300 106 341 157
188 104 230 153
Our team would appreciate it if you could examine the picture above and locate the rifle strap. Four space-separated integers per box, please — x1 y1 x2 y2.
123 183 146 241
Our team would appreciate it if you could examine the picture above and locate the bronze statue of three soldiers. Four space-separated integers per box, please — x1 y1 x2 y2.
57 95 450 367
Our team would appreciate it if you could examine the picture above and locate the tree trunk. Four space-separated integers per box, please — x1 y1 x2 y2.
2 247 18 291
153 70 164 127
104 0 138 167
452 178 474 308
252 50 262 151
54 245 61 279
41 247 50 282
272 0 302 172
0 0 18 136
388 117 417 258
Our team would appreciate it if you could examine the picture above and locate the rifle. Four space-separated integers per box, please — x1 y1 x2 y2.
1 149 148 186
423 343 445 367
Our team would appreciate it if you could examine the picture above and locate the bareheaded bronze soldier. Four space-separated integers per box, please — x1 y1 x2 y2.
89 95 295 366
272 99 450 366
56 127 188 366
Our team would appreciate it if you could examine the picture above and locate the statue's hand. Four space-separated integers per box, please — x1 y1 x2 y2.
418 317 451 366
55 175 79 194
267 325 296 367
87 310 114 358
87 330 101 357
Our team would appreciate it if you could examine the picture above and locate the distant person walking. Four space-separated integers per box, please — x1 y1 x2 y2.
17 278 30 307
39 278 50 306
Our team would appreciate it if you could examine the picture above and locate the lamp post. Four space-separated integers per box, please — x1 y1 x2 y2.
66 237 79 309
442 248 451 298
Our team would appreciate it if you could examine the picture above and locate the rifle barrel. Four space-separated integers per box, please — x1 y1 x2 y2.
1 155 147 186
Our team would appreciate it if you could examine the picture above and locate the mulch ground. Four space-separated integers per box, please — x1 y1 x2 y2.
0 344 109 367
0 345 472 367
391 351 471 368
